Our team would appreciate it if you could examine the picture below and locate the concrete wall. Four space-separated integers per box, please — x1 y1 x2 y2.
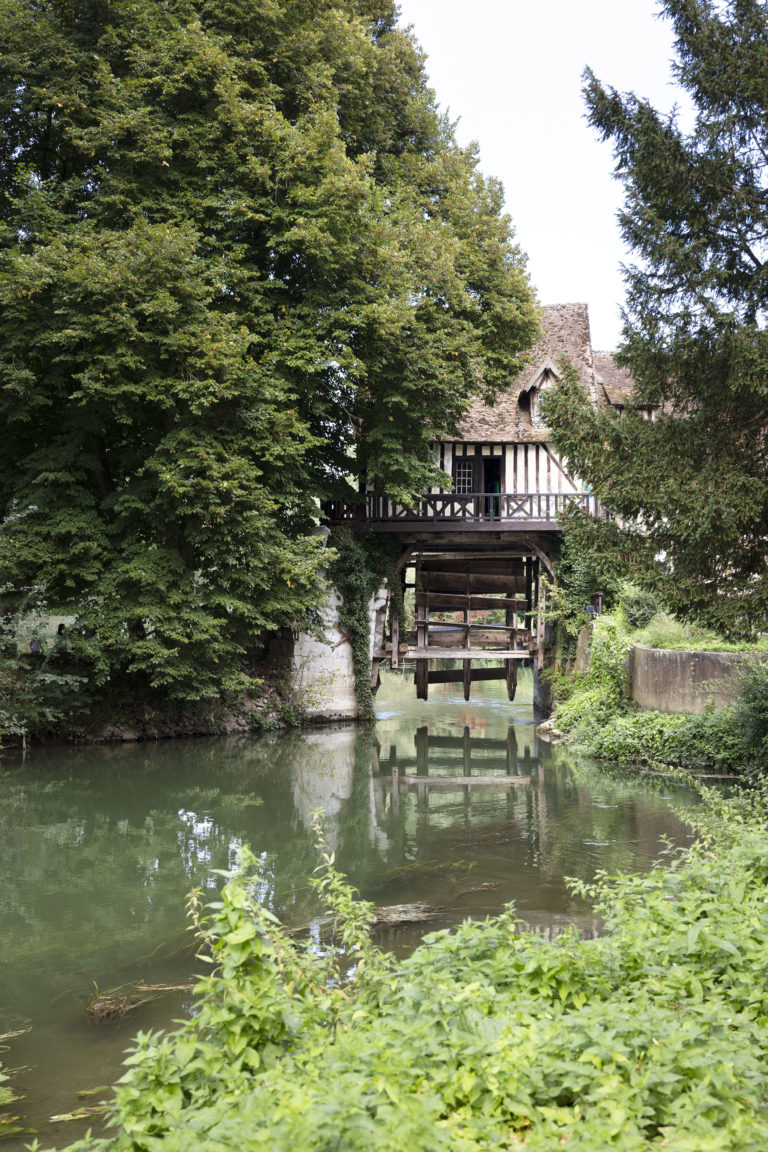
572 626 756 715
629 645 753 714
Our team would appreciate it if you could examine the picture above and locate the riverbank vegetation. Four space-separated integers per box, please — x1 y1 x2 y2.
549 610 768 774
53 788 768 1152
0 0 538 741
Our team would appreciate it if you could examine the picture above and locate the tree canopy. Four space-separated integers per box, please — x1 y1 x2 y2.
542 0 768 636
0 0 537 704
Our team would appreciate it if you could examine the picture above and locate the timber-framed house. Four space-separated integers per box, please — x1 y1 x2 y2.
324 303 631 704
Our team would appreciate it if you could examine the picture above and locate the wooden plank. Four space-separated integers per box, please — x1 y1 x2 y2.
388 775 529 789
416 602 428 650
420 558 526 576
425 628 527 650
506 662 518 701
390 605 399 670
415 726 428 775
427 667 507 685
419 572 527 593
415 659 428 700
404 648 532 660
424 734 511 750
415 592 526 611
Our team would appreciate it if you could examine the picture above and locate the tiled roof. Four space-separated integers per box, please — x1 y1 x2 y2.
455 303 603 442
593 351 636 407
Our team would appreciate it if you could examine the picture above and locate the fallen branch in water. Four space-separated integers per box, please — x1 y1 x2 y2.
286 901 442 938
86 981 194 1024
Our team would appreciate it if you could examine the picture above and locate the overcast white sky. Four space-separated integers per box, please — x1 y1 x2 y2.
396 0 689 350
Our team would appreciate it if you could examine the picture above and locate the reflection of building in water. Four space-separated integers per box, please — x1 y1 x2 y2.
290 727 357 852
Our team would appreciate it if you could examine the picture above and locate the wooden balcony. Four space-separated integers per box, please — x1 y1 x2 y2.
323 491 606 531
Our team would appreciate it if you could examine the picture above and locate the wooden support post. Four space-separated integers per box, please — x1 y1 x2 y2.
415 725 429 775
463 659 471 701
506 661 518 702
463 725 472 775
506 726 518 775
390 606 399 670
536 574 546 673
416 658 428 700
416 602 428 650
391 766 399 816
525 556 534 633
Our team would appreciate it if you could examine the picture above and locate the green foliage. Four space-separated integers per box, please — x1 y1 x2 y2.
58 791 768 1151
0 1032 26 1140
551 615 768 772
545 507 623 661
554 617 632 736
328 526 400 719
734 661 768 773
0 0 537 721
630 611 768 654
541 0 768 638
620 584 662 631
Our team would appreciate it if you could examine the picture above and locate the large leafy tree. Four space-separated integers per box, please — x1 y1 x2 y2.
543 0 768 636
0 0 537 702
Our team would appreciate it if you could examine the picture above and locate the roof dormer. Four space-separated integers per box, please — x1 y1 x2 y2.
518 357 561 428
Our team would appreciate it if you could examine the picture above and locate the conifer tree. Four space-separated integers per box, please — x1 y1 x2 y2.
543 0 768 635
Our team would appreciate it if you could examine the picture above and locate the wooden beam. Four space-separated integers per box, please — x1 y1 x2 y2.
390 605 399 670
427 667 508 684
402 648 532 660
387 775 529 789
506 661 518 701
420 558 526 575
415 658 428 700
419 572 527 593
415 592 526 611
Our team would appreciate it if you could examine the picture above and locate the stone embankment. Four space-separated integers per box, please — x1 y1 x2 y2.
574 625 757 715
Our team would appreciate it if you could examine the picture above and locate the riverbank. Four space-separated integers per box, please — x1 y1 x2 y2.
55 780 768 1152
549 615 768 773
0 670 699 1145
0 660 320 748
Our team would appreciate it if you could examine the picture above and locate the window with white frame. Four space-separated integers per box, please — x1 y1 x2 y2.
454 459 474 493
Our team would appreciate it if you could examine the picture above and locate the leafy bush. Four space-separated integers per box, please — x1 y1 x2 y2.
60 790 768 1152
546 511 623 662
619 583 662 630
734 660 768 772
553 618 632 740
579 703 747 770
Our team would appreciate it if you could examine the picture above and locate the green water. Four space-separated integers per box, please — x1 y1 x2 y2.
0 668 698 1146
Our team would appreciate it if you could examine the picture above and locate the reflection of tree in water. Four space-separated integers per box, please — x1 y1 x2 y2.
0 737 328 1005
0 720 700 1040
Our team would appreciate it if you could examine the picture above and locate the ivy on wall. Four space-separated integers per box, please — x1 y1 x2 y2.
328 528 404 720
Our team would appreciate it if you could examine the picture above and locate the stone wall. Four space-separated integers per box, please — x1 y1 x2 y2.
268 584 388 722
629 645 753 714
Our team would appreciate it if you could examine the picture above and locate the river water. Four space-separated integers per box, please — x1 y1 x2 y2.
0 668 698 1146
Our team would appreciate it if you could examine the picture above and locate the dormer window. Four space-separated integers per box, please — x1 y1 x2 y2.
519 358 561 428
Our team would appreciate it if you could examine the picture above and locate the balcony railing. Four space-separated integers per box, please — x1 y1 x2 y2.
323 491 606 525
